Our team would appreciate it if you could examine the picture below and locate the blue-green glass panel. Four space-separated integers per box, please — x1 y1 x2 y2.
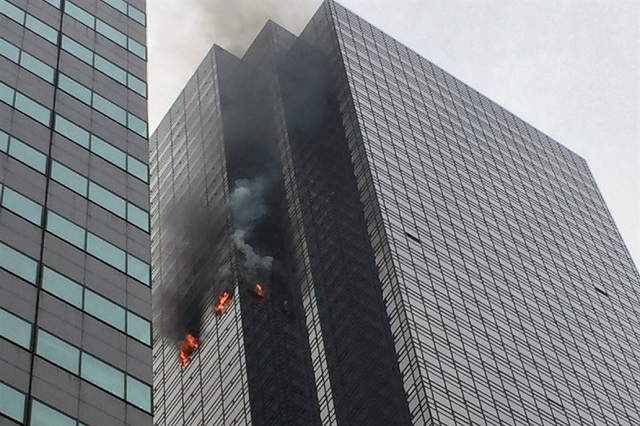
126 376 151 412
42 267 83 308
2 187 42 225
127 254 149 285
19 51 54 82
128 6 145 25
0 307 32 348
0 80 15 104
86 233 125 270
127 311 150 345
127 203 148 231
30 400 75 426
47 211 86 249
58 74 91 104
127 113 147 138
8 138 46 172
0 130 8 152
55 115 89 148
95 20 126 47
94 55 126 84
0 0 25 24
0 241 37 283
91 135 126 169
14 93 51 125
0 37 20 62
89 182 125 217
104 0 126 14
44 0 61 8
65 2 94 27
127 74 146 97
84 289 125 330
61 36 93 64
36 329 80 373
127 38 146 60
0 382 25 422
92 94 126 124
81 353 124 397
50 161 88 196
25 15 58 44
127 156 148 182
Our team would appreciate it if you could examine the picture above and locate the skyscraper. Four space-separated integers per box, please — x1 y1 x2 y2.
0 0 152 425
150 1 640 425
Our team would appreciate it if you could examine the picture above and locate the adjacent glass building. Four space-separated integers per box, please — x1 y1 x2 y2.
0 0 152 424
151 1 640 425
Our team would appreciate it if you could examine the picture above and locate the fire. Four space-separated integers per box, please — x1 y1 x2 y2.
249 282 265 299
213 291 232 315
178 333 199 367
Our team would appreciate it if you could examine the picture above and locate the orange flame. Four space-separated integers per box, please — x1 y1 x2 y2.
250 282 265 299
178 333 199 367
213 291 232 315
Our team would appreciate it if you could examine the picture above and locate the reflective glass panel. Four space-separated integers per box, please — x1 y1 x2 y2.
0 241 37 283
36 329 80 373
84 289 125 330
42 267 83 308
47 211 86 249
127 311 150 345
2 186 42 225
55 115 89 148
0 307 32 348
126 376 151 412
30 400 76 426
0 382 25 422
81 353 124 397
86 233 125 270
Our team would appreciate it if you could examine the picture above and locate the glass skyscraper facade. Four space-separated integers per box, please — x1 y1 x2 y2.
0 0 152 424
151 1 640 426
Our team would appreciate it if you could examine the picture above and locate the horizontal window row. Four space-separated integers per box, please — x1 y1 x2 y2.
0 182 42 225
43 265 151 344
46 210 150 285
65 1 146 59
101 0 145 26
62 36 146 96
0 0 59 44
0 240 38 284
46 0 146 26
0 129 47 173
36 329 151 412
0 80 51 125
55 114 148 182
1 382 91 425
51 158 149 231
0 36 55 82
58 72 147 137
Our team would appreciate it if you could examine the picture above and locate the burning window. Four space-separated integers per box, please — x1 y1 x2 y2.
213 291 232 315
178 333 199 367
249 282 265 299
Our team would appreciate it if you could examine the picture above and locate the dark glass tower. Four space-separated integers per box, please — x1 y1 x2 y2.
0 0 152 425
150 1 640 425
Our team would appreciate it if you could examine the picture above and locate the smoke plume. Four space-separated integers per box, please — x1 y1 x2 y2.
229 177 273 276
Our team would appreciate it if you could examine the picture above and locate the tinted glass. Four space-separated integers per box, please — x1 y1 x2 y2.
14 93 50 125
30 400 76 426
55 115 89 148
84 289 125 330
2 186 42 225
36 329 80 373
0 307 32 348
86 233 125 270
47 211 86 249
126 375 151 412
81 353 124 397
127 311 150 345
42 267 83 308
0 382 25 422
0 241 37 283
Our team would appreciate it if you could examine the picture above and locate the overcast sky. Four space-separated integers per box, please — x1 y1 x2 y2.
147 0 639 268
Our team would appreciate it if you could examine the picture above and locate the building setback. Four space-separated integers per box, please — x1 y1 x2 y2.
0 0 152 425
150 1 640 425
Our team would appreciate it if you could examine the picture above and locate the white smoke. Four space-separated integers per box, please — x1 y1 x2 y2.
229 177 273 274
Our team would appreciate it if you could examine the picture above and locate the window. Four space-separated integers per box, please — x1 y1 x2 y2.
92 93 126 124
64 2 95 27
0 80 14 104
42 267 83 308
51 161 88 196
127 39 146 60
84 289 125 330
128 74 146 97
0 130 8 152
25 15 58 44
30 400 76 426
127 156 148 182
55 115 89 148
126 376 151 412
9 138 46 172
58 74 91 104
89 182 126 217
91 135 126 168
86 233 125 270
128 6 145 25
95 20 126 46
0 241 37 283
0 307 32 348
0 0 25 23
36 329 80 373
127 254 149 285
81 353 124 397
47 211 86 249
94 55 126 85
127 312 150 344
14 93 50 125
61 36 92 64
127 203 148 231
0 382 25 423
127 112 147 137
2 186 42 225
0 37 20 62
19 51 54 82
